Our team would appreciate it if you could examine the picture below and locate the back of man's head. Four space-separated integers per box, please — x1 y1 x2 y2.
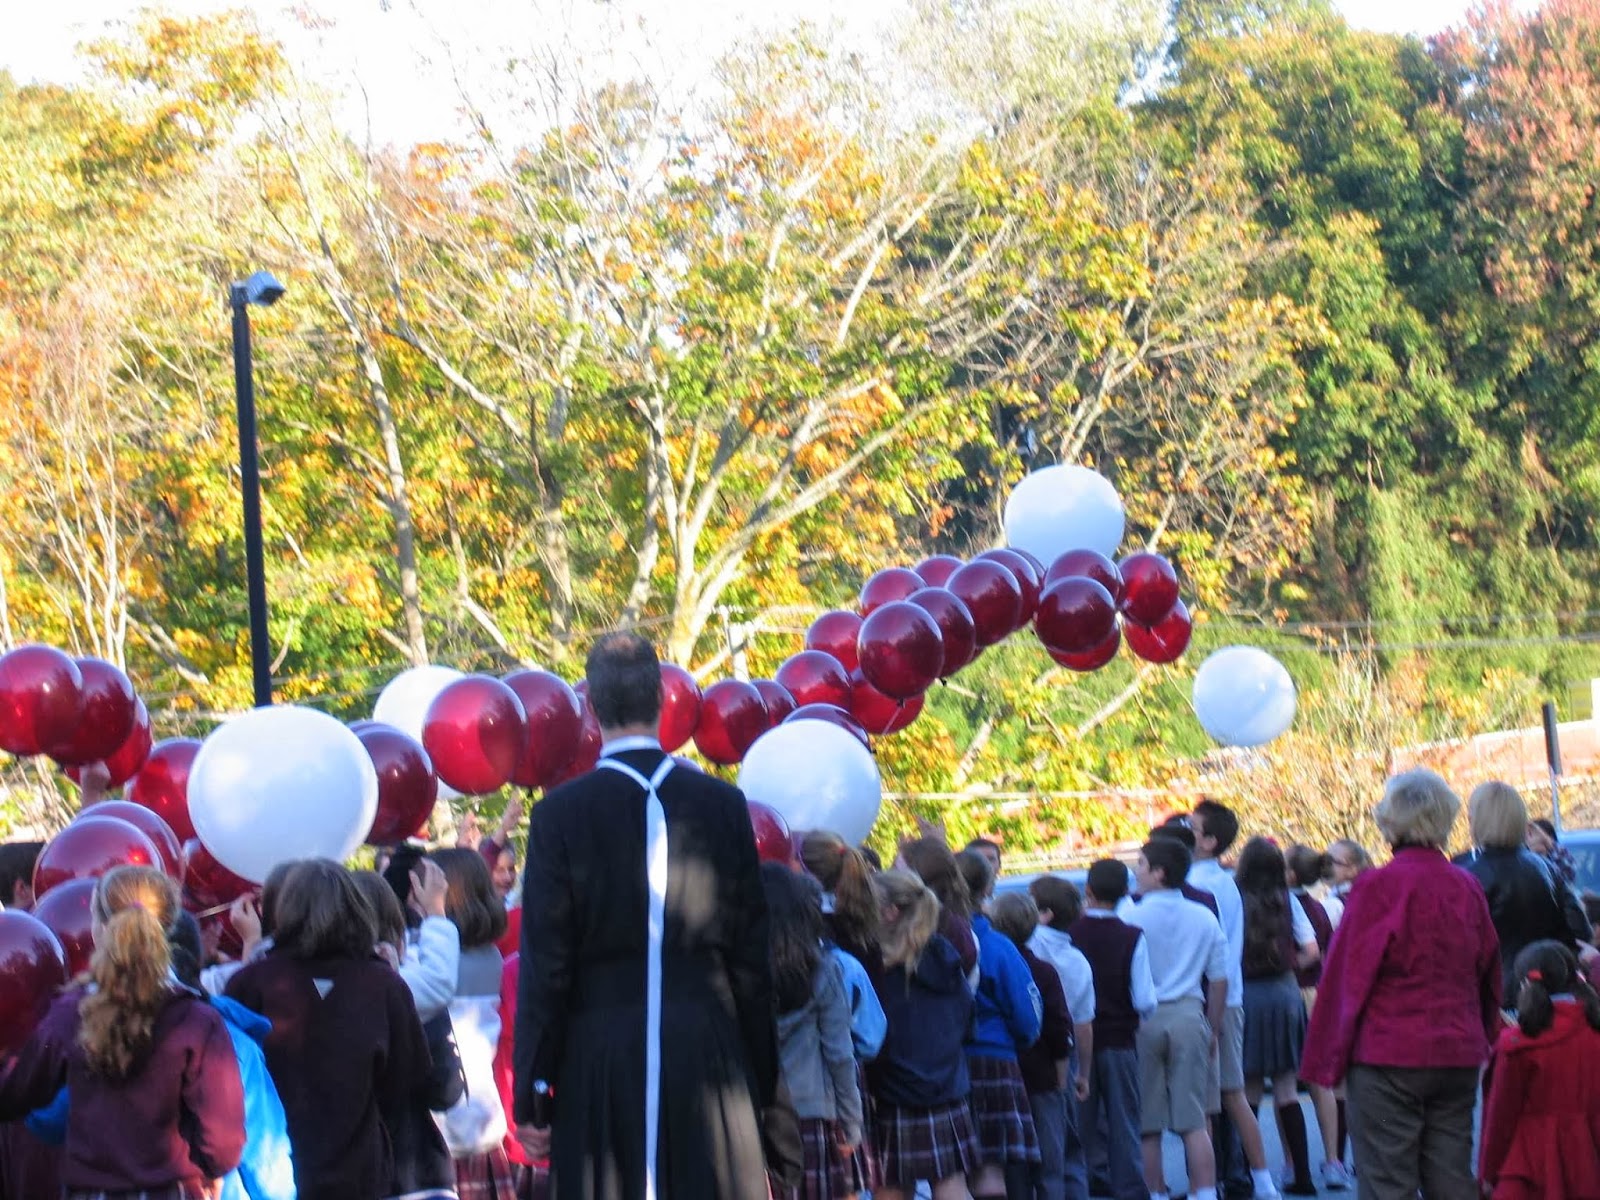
1085 859 1129 906
1193 799 1239 858
1141 839 1192 890
1150 817 1196 851
1029 874 1082 931
586 631 663 730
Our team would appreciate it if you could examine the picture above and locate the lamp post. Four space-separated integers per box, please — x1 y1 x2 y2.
230 271 286 708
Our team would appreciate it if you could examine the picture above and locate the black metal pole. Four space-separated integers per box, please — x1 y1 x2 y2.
231 286 273 708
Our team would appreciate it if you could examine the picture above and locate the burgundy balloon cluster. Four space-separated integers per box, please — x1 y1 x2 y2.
0 645 151 784
1034 548 1192 668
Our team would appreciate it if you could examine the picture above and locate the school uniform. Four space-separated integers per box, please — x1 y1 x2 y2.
775 956 865 1200
966 914 1044 1171
1014 945 1077 1200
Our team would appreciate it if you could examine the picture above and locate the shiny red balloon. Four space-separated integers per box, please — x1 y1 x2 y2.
858 601 944 700
946 560 1024 647
753 679 797 727
859 568 925 616
1046 549 1124 606
849 670 924 736
33 816 161 901
908 587 978 677
126 738 201 844
657 664 703 755
503 670 585 788
47 658 137 767
1036 577 1119 656
693 680 769 766
67 699 152 790
357 724 440 844
1048 624 1123 671
1124 598 1193 665
1011 548 1047 578
183 839 255 911
1119 552 1181 626
547 687 602 787
914 555 965 588
805 611 864 673
976 549 1043 625
0 645 83 757
748 801 794 865
423 675 529 795
31 877 96 977
775 651 853 710
785 703 871 749
0 911 67 1056
75 800 182 879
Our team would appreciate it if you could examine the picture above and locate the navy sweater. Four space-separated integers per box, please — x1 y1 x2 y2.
869 934 974 1109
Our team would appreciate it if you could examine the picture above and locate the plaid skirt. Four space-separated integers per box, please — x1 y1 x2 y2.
851 1062 883 1193
456 1147 519 1200
967 1053 1041 1166
515 1162 551 1200
874 1098 982 1185
66 1190 206 1200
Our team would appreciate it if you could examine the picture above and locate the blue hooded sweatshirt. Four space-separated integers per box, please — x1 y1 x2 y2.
966 914 1043 1059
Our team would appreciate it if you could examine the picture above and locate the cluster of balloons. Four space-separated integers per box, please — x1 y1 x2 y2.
0 645 151 785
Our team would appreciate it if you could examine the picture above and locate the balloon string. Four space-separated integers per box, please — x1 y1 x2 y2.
192 901 236 919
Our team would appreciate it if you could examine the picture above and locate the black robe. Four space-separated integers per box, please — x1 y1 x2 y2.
514 744 781 1200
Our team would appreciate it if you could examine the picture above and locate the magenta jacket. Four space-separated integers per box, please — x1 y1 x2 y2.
1301 846 1502 1087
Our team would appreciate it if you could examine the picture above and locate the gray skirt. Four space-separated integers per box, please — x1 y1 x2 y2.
1242 971 1307 1079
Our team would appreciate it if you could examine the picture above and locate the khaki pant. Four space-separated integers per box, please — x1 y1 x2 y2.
1345 1063 1479 1200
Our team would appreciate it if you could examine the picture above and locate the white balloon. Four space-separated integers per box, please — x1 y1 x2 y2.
374 666 464 802
738 719 882 846
1003 464 1126 564
189 705 380 883
1191 646 1297 748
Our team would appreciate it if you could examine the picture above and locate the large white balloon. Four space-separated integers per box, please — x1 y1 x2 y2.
1003 464 1126 563
189 705 380 883
374 666 464 802
738 719 882 846
1191 646 1297 748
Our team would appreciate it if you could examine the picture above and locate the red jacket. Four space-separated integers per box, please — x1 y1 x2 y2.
1480 1002 1600 1199
1301 847 1502 1086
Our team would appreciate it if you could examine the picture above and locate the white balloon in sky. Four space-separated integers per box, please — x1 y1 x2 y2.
738 719 882 846
1191 646 1297 748
1003 464 1125 564
374 665 464 801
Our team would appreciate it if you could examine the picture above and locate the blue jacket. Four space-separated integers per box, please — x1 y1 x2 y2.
869 934 974 1108
967 914 1043 1059
830 946 886 1061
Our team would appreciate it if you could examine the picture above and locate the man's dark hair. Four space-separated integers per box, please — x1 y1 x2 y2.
1150 818 1196 851
1029 875 1083 930
1085 859 1129 904
0 841 44 905
1193 799 1240 856
586 631 663 729
1141 839 1192 889
272 859 378 962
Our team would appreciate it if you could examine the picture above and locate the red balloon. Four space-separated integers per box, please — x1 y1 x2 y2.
47 658 137 767
1046 549 1124 606
753 679 797 726
126 738 201 843
1124 598 1193 665
33 816 161 901
859 568 925 616
908 587 978 677
976 548 1043 625
32 877 96 977
75 800 182 878
775 651 853 710
183 839 255 911
1011 548 1047 578
0 645 83 757
67 699 152 790
657 665 703 755
693 680 769 766
748 801 793 865
914 555 965 588
357 724 440 844
547 689 602 787
1036 577 1118 656
1119 552 1181 626
785 703 872 749
0 911 66 1056
804 611 864 673
858 601 944 700
423 675 529 795
1049 624 1123 672
946 561 1024 647
849 670 924 736
503 670 585 788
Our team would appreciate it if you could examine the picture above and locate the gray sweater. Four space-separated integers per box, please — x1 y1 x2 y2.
775 955 863 1143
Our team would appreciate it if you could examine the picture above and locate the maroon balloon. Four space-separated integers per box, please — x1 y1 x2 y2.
693 680 769 766
357 724 440 844
1046 549 1124 606
182 838 255 911
849 670 924 736
0 645 83 757
1035 577 1118 656
946 560 1024 647
753 679 797 727
1119 552 1181 626
31 877 95 977
67 698 152 790
423 675 529 795
748 801 793 865
914 555 965 588
75 800 182 879
785 703 871 749
1124 598 1193 665
908 587 978 677
1049 624 1123 672
547 688 601 787
858 568 925 616
857 601 944 700
47 657 137 767
1011 548 1047 578
33 816 161 901
805 610 864 673
976 548 1043 625
126 738 201 843
657 664 703 755
503 670 585 789
775 651 853 711
0 911 66 1056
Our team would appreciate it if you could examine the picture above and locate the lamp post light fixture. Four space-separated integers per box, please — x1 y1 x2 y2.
230 271 286 708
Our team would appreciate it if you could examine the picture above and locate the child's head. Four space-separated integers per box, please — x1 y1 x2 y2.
800 829 881 951
1191 799 1239 859
351 870 409 962
988 891 1039 949
1235 837 1289 896
273 859 378 962
1137 839 1191 894
1084 859 1129 907
873 868 941 973
955 849 994 912
167 910 204 990
432 847 509 950
490 844 519 902
964 837 1002 879
259 859 296 939
761 862 824 1015
898 837 972 919
1030 874 1084 930
80 866 181 1081
0 841 44 909
1286 845 1329 891
1512 939 1600 1038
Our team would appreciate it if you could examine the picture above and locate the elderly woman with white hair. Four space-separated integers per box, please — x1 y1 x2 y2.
1301 769 1502 1200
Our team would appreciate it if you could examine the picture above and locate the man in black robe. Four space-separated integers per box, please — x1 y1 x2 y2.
514 632 787 1199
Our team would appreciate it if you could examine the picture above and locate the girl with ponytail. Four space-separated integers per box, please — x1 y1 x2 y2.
802 831 884 977
1480 940 1600 1198
0 865 246 1197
